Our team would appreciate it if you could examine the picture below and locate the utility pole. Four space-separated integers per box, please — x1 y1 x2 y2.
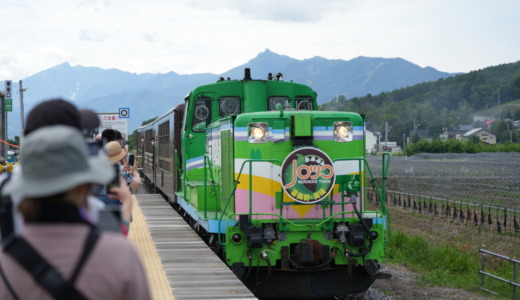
1 80 9 160
19 80 27 138
497 88 501 120
507 121 512 143
385 122 389 150
0 92 5 160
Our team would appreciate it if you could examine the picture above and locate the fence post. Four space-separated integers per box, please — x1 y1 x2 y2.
514 259 517 300
481 245 486 288
479 246 519 299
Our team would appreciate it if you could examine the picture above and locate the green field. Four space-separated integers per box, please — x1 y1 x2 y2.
476 98 520 119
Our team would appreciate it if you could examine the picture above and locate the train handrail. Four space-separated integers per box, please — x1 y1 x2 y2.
216 158 281 244
216 156 391 245
357 153 391 242
230 211 384 227
202 154 220 219
218 210 385 246
381 152 391 241
174 150 181 194
331 157 365 219
331 155 391 243
217 159 283 230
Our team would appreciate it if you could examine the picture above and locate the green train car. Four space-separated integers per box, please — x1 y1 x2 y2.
137 69 391 299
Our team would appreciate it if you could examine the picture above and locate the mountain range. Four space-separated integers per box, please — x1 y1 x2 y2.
7 49 456 137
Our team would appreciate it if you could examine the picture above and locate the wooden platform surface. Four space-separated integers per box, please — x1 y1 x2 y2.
129 194 257 300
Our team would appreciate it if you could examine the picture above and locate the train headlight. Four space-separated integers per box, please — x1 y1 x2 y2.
248 123 269 143
334 121 354 142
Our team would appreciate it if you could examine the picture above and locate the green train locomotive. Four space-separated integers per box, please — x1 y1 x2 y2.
137 69 391 299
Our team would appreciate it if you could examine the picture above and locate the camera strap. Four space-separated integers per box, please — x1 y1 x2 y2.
3 227 100 300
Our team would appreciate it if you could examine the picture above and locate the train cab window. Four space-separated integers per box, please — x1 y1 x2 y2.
219 96 241 116
192 99 212 132
295 96 314 110
269 96 290 111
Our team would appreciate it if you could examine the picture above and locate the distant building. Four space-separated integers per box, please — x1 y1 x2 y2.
461 128 496 145
409 129 430 139
440 124 474 140
366 130 378 154
458 124 474 131
378 141 401 153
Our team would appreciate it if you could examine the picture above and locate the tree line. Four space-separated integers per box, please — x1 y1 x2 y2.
404 137 520 155
320 61 520 151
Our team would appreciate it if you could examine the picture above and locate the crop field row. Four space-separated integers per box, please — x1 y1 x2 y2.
367 152 520 237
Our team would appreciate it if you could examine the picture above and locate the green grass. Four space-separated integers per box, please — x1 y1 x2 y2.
476 98 520 118
385 231 516 299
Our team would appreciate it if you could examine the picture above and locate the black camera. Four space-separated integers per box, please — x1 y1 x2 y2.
106 164 120 193
98 205 122 233
128 154 135 167
86 140 103 157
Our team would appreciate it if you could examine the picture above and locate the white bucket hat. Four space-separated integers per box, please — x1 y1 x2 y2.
3 126 114 198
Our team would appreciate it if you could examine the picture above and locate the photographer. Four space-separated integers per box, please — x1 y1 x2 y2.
105 141 141 192
91 141 138 233
0 126 151 299
121 154 142 194
0 99 115 240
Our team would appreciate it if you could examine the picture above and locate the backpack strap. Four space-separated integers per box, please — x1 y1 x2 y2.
0 260 20 300
0 176 14 242
3 227 100 300
70 227 100 284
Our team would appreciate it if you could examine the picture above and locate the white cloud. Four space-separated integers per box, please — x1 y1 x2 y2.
185 0 355 23
79 29 107 42
1 0 519 80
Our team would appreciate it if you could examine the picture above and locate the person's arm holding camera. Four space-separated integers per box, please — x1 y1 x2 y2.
107 177 133 232
124 155 142 192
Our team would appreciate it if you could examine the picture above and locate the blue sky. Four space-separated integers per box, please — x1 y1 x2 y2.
1 0 519 80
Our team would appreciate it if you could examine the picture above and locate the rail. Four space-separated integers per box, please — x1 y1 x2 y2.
479 247 519 299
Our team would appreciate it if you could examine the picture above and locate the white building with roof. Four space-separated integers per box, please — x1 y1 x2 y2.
461 128 496 145
366 130 378 154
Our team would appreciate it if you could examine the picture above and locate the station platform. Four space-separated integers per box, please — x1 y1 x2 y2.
128 194 257 300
